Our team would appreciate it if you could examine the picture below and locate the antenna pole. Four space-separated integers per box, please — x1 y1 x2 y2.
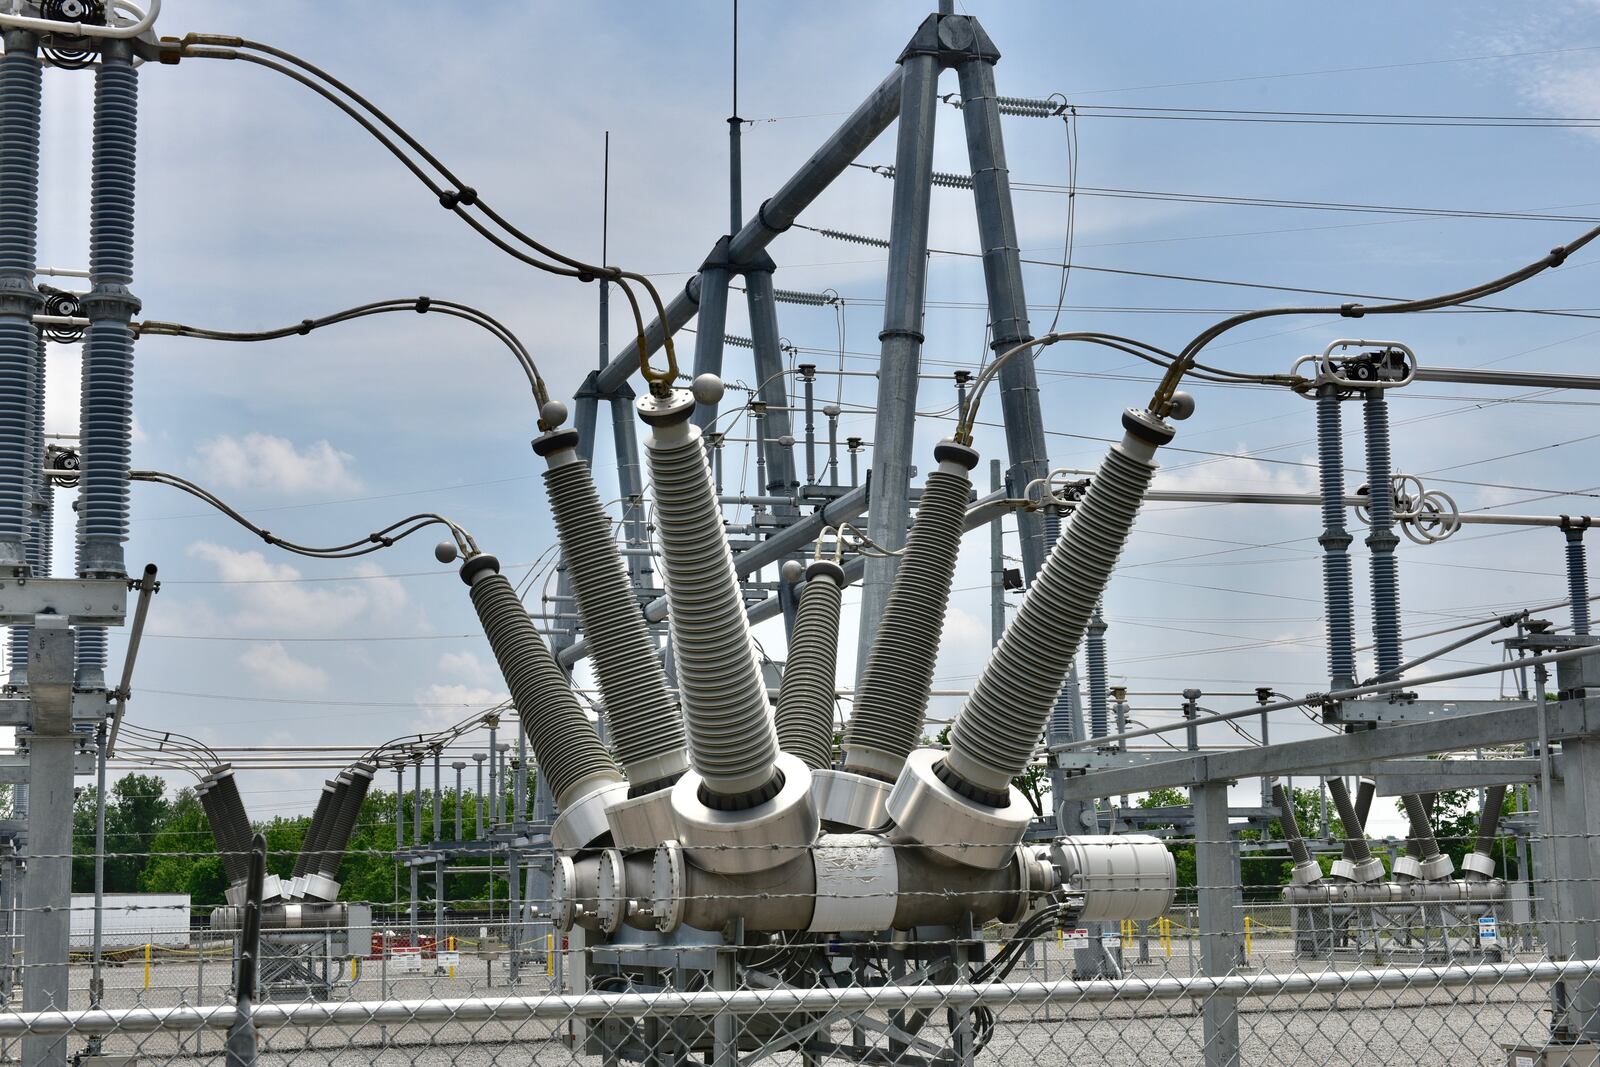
728 0 742 233
599 131 609 372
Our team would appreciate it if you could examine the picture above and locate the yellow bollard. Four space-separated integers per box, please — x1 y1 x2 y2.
1244 916 1253 956
546 933 555 977
352 956 361 982
144 942 152 990
448 935 456 978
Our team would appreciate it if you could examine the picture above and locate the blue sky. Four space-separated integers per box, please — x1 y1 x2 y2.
21 1 1600 830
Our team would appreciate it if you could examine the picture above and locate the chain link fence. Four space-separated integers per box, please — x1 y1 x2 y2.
0 855 1589 1066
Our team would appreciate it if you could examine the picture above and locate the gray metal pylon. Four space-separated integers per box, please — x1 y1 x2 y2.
857 25 941 678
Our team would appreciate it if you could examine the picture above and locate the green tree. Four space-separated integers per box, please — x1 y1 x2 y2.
72 773 172 893
1137 788 1196 888
107 773 172 891
139 788 228 905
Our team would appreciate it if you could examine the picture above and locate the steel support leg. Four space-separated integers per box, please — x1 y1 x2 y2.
691 266 733 432
609 387 653 589
955 53 1050 580
744 267 798 508
858 50 939 675
1558 733 1600 1038
21 621 74 1067
1194 781 1241 1067
989 460 1005 644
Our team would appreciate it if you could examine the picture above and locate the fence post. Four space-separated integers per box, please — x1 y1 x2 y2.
197 933 206 1058
225 833 266 1067
1194 780 1241 1067
1556 729 1600 1038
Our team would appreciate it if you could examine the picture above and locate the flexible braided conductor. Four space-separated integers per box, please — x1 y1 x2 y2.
539 440 687 790
775 562 846 771
462 555 623 807
642 392 780 801
944 424 1162 793
844 444 978 780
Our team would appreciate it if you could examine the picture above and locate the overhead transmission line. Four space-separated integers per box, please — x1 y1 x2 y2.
939 92 1600 129
162 34 681 394
793 220 1600 322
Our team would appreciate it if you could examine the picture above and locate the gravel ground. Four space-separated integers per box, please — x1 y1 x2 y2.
0 935 1561 1065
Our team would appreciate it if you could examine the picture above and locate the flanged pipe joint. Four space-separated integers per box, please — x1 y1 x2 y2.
637 376 818 876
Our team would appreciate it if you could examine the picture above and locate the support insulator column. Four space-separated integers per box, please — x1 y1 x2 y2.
1363 390 1403 678
1565 522 1591 637
1315 387 1356 690
76 39 143 689
1086 605 1109 740
8 329 49 685
0 32 43 571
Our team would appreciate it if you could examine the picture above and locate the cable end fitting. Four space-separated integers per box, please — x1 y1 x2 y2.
458 552 500 586
532 427 581 459
932 439 980 471
1121 408 1176 447
805 560 846 587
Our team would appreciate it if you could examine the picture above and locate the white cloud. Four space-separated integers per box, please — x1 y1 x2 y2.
413 682 507 732
239 641 328 694
1152 448 1317 496
192 433 361 495
438 651 493 684
185 541 422 634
